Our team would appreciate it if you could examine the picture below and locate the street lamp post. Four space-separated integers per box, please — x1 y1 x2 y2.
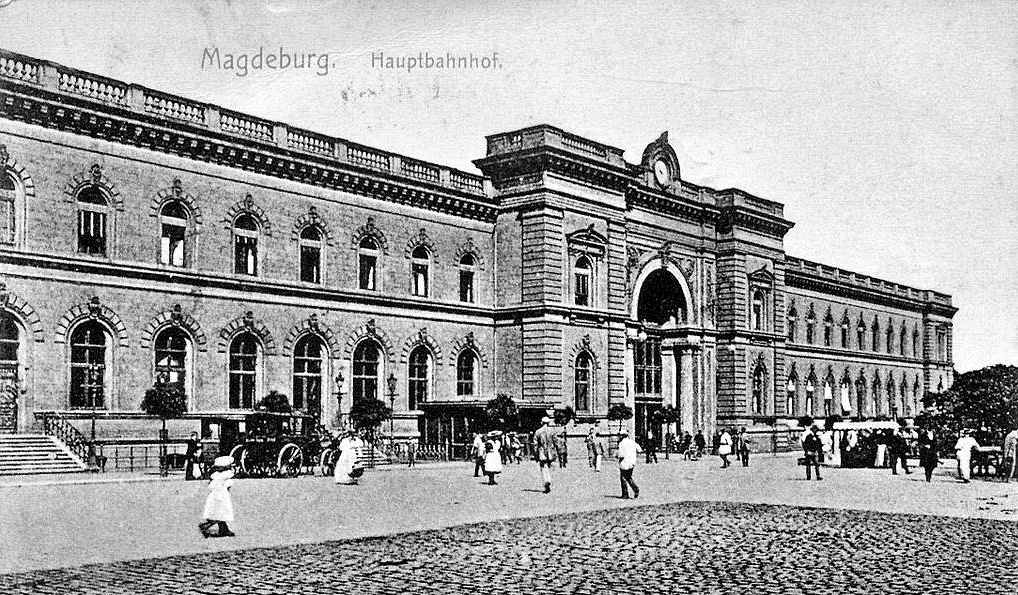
87 364 101 469
386 372 397 444
335 371 344 430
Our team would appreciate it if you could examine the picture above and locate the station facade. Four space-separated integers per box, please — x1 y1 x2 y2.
0 50 956 447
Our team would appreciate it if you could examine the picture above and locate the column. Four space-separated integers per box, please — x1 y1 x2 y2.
661 344 678 409
679 349 694 435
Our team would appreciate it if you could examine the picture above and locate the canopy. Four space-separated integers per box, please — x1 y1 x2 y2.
831 421 901 431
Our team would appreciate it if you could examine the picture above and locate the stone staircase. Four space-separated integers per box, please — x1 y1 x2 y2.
0 434 89 475
356 444 394 468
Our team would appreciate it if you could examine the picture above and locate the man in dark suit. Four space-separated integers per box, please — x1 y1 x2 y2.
889 428 912 475
803 425 824 481
533 417 558 493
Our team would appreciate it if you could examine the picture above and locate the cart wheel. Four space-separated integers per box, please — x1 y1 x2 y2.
229 444 249 477
318 447 335 476
278 443 304 478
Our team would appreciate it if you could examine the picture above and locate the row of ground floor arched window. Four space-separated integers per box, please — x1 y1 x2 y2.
749 361 939 420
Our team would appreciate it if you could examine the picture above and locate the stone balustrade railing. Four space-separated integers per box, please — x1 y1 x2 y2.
786 255 952 305
0 49 489 198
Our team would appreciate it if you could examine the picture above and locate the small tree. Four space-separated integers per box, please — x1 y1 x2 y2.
485 394 519 433
349 398 392 467
140 380 187 476
256 390 292 414
607 404 633 434
553 405 576 426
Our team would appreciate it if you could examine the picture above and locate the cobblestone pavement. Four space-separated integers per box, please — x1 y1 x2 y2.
2 501 1016 595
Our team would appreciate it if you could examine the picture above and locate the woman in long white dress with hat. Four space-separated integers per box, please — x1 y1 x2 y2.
199 455 236 538
334 430 366 485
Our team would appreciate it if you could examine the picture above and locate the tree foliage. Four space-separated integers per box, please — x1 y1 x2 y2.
256 390 292 414
919 365 1018 450
349 398 392 442
485 394 519 431
607 403 633 433
140 381 187 421
553 405 576 426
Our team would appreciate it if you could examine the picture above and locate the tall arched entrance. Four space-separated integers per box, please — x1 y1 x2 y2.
629 262 699 448
0 311 21 433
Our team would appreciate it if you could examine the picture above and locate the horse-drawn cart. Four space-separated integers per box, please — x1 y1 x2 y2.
226 411 325 478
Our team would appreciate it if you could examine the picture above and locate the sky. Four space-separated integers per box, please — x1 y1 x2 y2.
0 0 1015 372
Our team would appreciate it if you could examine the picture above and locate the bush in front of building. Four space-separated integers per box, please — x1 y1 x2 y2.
485 394 519 432
255 390 292 414
918 364 1018 455
349 398 392 444
607 404 633 434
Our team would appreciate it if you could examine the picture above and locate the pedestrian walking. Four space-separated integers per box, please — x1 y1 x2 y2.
718 428 733 468
483 438 503 485
1002 426 1018 482
802 425 824 481
874 430 890 468
406 439 417 468
644 431 658 464
694 431 706 458
888 428 912 475
533 417 557 493
680 432 693 459
334 430 365 485
918 428 938 482
471 433 485 477
184 431 203 481
553 429 568 468
954 429 980 483
593 430 606 472
712 430 722 456
585 426 598 468
617 429 641 499
737 427 751 467
198 455 236 538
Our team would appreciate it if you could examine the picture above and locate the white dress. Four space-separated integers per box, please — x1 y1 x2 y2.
484 449 503 474
202 469 235 522
334 436 364 484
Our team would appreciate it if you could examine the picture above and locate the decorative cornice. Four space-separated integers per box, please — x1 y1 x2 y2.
291 206 335 246
139 304 207 352
54 296 129 346
149 178 204 227
281 314 341 359
216 311 276 354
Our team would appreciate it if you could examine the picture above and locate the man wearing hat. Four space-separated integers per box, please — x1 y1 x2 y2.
533 416 557 493
802 425 824 481
617 428 641 498
199 455 236 538
953 429 980 483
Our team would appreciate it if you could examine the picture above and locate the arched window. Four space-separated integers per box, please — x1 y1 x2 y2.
358 237 379 291
785 374 797 416
857 318 866 351
228 333 259 409
805 310 816 344
886 322 894 354
823 312 834 347
0 171 17 245
411 245 430 297
822 376 834 417
872 376 882 416
786 307 797 342
459 253 476 303
233 214 259 276
70 321 108 409
839 377 851 416
299 227 323 284
407 346 431 410
886 376 896 417
871 320 880 352
913 377 920 412
456 350 478 396
574 352 592 412
159 201 189 267
76 186 109 256
0 313 20 382
751 290 765 331
840 313 850 348
574 256 592 306
899 326 907 357
293 335 324 418
804 377 815 417
751 366 765 414
912 327 920 357
855 376 867 419
352 340 381 402
900 379 909 416
154 327 189 390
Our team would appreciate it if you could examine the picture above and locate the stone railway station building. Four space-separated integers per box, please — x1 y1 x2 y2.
0 50 956 452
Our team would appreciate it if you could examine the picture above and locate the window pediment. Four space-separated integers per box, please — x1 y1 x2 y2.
748 266 775 286
567 225 607 258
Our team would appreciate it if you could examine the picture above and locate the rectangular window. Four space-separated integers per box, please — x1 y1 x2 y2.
0 191 15 244
359 254 377 290
841 325 849 348
936 329 947 361
459 270 474 303
77 210 107 256
161 224 185 266
574 371 590 411
412 262 429 296
634 339 662 395
234 236 257 275
575 273 589 306
300 246 321 283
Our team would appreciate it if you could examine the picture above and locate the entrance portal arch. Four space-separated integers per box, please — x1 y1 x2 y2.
630 261 693 325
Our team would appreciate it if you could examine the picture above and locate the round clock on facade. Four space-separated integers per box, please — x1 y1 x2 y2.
654 159 670 186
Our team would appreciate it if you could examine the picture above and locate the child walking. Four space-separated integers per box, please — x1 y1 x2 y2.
483 438 503 485
199 455 236 538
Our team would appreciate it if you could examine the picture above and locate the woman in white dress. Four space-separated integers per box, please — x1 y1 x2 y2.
199 455 236 538
718 429 733 468
334 431 365 485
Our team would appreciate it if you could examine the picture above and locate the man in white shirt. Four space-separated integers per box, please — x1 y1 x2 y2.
954 429 980 483
617 429 642 499
1003 427 1018 482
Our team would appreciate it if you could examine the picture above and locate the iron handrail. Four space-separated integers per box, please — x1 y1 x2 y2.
41 411 91 463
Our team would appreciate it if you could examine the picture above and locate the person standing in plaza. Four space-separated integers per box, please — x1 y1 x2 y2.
918 428 939 482
644 431 658 464
483 437 503 485
718 428 733 468
334 430 365 486
585 426 599 469
533 416 557 493
406 439 417 468
712 430 722 456
184 431 203 481
874 430 890 468
471 432 485 477
617 429 641 499
737 427 751 467
1002 425 1018 482
888 428 912 475
694 430 706 458
199 455 236 538
953 429 980 483
553 427 568 468
802 425 824 481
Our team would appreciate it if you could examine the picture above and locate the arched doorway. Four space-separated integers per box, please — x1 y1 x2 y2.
631 265 690 448
0 312 20 433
